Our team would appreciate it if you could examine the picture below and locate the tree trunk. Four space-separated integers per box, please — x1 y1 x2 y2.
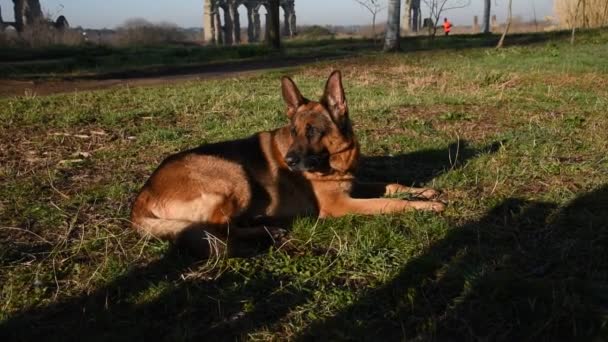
496 0 512 48
267 0 281 49
372 13 376 43
482 0 491 34
431 17 439 38
384 0 401 51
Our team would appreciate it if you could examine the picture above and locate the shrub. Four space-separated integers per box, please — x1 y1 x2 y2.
295 25 335 40
19 21 83 48
554 0 608 28
111 18 187 47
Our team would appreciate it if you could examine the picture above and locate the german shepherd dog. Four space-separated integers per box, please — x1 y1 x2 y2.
131 71 445 257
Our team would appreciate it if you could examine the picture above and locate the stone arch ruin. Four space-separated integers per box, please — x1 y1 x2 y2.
0 0 68 32
402 0 421 33
0 0 43 32
203 0 296 45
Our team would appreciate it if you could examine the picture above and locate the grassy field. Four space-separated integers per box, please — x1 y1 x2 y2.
0 30 572 80
1 30 607 341
0 39 376 80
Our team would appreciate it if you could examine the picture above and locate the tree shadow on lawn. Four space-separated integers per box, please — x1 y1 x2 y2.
299 185 608 341
0 140 501 341
0 246 309 341
398 29 578 53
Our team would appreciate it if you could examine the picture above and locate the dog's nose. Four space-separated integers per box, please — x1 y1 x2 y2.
284 154 300 167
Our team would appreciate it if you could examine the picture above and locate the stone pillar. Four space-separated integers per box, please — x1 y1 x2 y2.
412 7 420 32
481 0 491 33
414 0 421 32
264 12 270 42
27 0 42 19
230 3 240 44
283 7 290 36
203 0 215 44
13 0 43 32
401 0 411 33
289 12 296 36
254 10 261 41
13 0 26 32
473 15 479 33
222 5 233 45
214 10 223 45
247 6 255 43
267 0 281 48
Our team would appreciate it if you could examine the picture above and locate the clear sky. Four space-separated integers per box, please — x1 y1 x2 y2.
0 0 554 29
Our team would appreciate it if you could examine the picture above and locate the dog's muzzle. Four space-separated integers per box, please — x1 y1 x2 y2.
284 152 327 172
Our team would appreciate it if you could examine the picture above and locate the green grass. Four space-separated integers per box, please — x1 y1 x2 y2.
0 29 581 80
1 29 607 341
0 38 378 79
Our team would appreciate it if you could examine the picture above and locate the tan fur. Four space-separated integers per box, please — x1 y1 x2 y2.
131 71 445 256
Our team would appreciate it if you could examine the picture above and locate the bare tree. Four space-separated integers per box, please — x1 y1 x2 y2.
421 0 470 37
496 0 512 48
353 0 386 43
383 0 401 51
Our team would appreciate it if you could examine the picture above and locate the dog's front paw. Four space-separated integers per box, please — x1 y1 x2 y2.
264 227 291 247
266 227 300 253
417 188 441 199
267 227 288 241
429 201 447 212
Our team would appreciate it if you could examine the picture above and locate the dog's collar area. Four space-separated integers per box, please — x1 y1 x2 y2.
330 141 356 156
303 170 356 182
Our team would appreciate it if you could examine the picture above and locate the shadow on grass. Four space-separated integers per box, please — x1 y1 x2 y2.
0 246 320 341
299 185 608 340
398 29 574 52
4 145 605 341
356 140 501 188
0 140 494 341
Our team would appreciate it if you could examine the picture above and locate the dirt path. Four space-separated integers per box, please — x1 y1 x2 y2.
0 55 347 98
0 71 253 98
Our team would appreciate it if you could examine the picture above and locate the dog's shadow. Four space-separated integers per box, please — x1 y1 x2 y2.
356 140 501 187
0 141 501 341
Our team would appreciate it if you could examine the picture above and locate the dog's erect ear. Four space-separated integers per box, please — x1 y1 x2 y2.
282 76 305 118
322 70 348 124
